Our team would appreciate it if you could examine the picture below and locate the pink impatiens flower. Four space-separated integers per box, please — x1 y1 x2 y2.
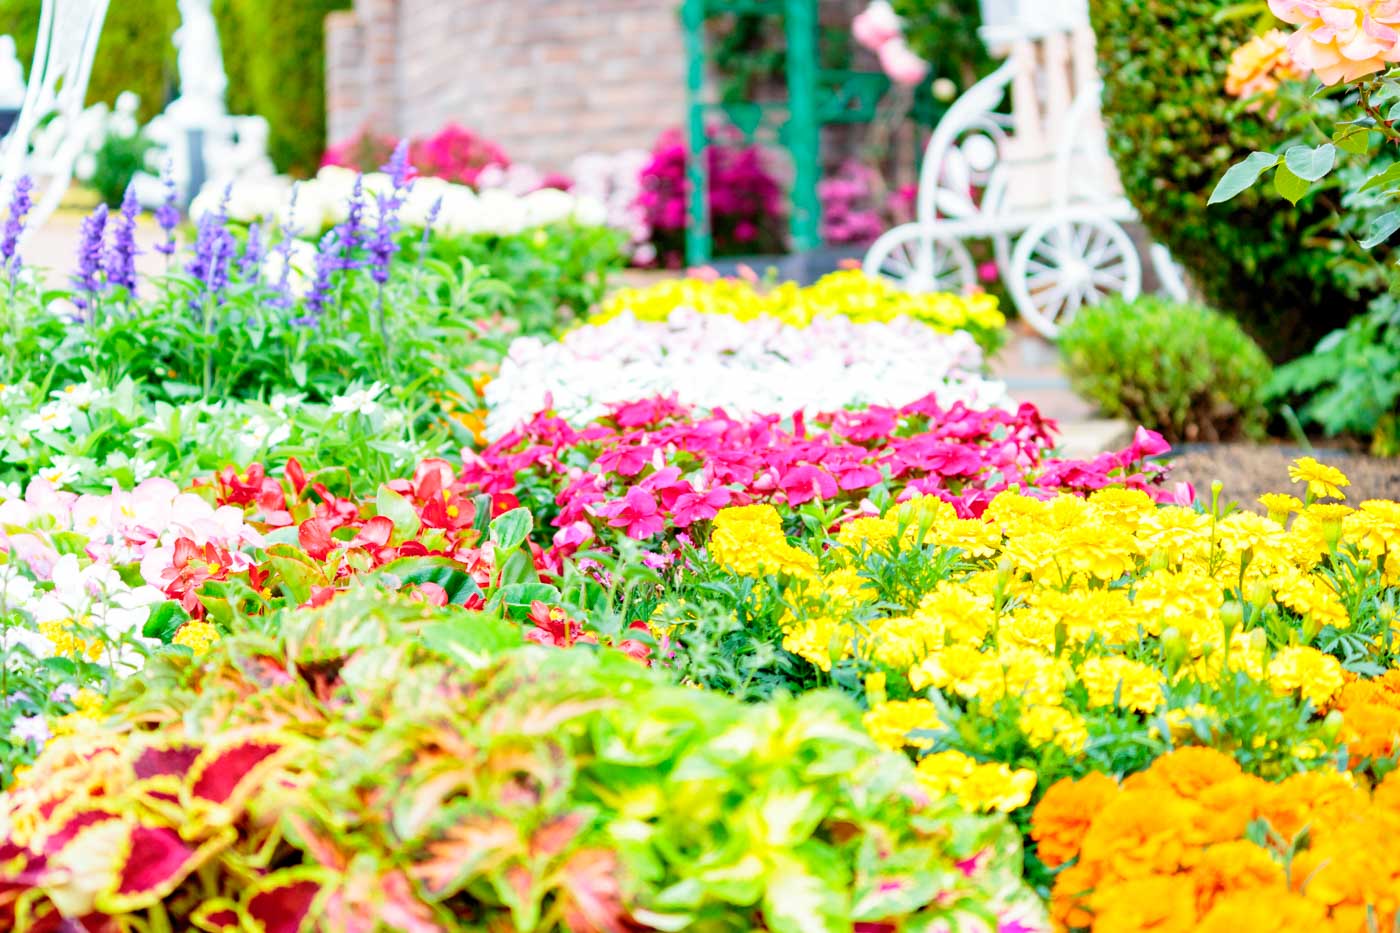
596 487 665 539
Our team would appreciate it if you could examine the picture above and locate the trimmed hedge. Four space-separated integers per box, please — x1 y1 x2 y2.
1060 296 1272 444
0 0 343 176
0 0 179 123
1088 0 1370 362
212 0 350 176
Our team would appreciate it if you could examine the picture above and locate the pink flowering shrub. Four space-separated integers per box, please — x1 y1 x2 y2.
819 161 889 246
636 128 785 267
460 395 1187 568
322 123 512 188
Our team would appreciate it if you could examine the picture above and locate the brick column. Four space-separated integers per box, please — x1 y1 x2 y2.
324 10 366 144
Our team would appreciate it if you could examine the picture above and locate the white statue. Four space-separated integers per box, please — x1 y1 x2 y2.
0 36 25 109
132 0 274 209
167 0 227 122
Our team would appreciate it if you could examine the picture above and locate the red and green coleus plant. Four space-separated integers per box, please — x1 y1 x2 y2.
0 594 1045 932
149 458 645 658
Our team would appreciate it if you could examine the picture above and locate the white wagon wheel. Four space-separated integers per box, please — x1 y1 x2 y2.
1007 212 1141 338
864 226 977 295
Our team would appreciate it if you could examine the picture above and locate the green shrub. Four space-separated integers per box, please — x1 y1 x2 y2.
0 0 179 122
1270 294 1400 456
1088 0 1381 362
88 129 154 207
213 0 350 176
0 0 342 175
1059 296 1272 443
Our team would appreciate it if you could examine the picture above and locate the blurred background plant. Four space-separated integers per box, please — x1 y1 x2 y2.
1058 296 1272 444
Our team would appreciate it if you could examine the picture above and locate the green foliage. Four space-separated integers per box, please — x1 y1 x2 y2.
212 0 350 176
0 0 179 122
889 0 990 86
1088 0 1381 362
416 223 629 334
19 592 1033 929
1058 296 1273 443
1270 294 1400 455
88 129 154 208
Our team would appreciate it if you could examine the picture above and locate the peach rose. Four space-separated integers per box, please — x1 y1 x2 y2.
1226 29 1309 101
1269 0 1400 85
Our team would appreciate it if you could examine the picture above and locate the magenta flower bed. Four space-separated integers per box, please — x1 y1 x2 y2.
461 395 1188 567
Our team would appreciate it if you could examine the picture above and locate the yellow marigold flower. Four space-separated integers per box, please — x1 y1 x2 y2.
1079 656 1165 714
913 582 995 647
1267 645 1345 707
1258 493 1303 524
914 750 1036 813
1288 457 1350 501
1214 510 1291 568
1088 487 1157 528
781 616 843 672
1019 703 1088 754
173 621 219 656
1269 569 1350 631
924 518 1003 558
869 615 943 669
1149 704 1219 743
835 516 899 553
709 505 818 579
1138 506 1214 565
863 699 941 751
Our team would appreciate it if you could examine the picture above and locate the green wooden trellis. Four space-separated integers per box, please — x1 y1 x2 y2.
680 0 895 266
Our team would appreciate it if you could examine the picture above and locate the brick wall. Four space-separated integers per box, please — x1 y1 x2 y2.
325 0 689 170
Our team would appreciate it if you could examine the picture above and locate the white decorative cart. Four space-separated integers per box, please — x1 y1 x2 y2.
864 0 1181 337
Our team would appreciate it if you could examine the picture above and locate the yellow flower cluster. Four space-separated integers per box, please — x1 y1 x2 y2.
173 620 220 656
592 270 1006 334
915 749 1038 814
707 463 1400 810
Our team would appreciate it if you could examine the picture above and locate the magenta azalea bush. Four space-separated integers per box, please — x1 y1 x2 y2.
636 128 786 267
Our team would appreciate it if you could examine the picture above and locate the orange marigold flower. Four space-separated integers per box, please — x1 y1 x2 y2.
1189 840 1285 915
1090 874 1199 933
1121 746 1243 798
1197 888 1331 933
1030 772 1119 869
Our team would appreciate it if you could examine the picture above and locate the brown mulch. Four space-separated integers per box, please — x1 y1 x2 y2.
1167 443 1400 509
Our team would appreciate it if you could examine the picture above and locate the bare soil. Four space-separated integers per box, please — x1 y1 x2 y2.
1168 443 1400 509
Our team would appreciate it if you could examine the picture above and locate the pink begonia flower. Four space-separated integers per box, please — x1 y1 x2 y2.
852 1 902 52
553 521 595 549
1269 0 1400 85
878 38 931 86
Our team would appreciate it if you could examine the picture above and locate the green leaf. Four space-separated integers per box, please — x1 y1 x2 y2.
1361 210 1400 250
1334 124 1373 155
498 548 539 587
494 583 560 616
1360 162 1400 194
142 601 191 642
375 485 421 539
1283 143 1336 181
471 494 494 537
265 543 326 605
761 851 848 933
376 556 485 605
1274 163 1309 205
489 507 533 552
1207 151 1278 205
418 611 522 669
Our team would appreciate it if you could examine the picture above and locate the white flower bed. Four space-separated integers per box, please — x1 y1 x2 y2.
484 309 1010 438
192 166 609 238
